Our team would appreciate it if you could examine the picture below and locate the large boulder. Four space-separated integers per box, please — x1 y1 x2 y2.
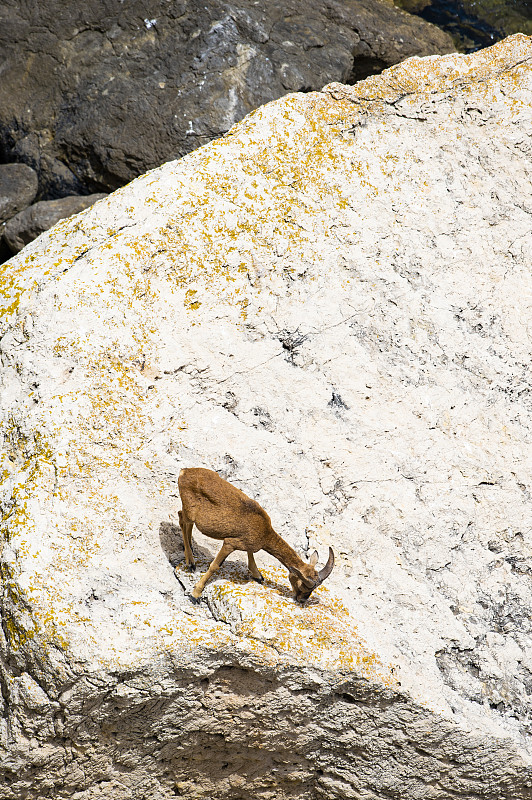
1 33 532 800
0 0 453 198
3 193 107 253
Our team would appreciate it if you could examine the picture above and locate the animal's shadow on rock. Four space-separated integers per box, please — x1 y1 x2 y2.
159 520 213 567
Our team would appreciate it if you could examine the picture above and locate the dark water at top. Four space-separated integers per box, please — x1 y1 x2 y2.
395 0 532 51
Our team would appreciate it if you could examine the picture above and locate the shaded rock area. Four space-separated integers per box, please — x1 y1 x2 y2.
395 0 532 52
0 0 454 199
0 161 106 259
3 193 107 254
1 33 532 800
0 164 38 224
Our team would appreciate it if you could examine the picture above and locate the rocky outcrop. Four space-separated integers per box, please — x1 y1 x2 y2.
0 0 453 198
3 193 107 253
1 33 532 800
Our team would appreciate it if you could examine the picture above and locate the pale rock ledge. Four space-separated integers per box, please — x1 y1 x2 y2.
1 33 532 800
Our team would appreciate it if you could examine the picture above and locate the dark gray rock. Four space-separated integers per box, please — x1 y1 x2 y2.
396 0 532 52
0 0 454 197
3 193 107 253
0 222 12 263
0 163 38 223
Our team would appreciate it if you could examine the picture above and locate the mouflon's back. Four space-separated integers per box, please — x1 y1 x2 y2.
178 468 272 541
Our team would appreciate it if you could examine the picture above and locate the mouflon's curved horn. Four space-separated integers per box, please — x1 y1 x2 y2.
317 547 335 584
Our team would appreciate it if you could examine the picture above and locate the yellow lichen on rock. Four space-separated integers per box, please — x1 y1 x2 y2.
208 566 398 686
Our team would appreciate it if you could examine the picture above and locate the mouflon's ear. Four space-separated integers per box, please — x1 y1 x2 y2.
309 550 319 567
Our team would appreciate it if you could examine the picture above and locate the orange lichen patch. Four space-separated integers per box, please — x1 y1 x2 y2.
174 562 397 686
50 349 149 450
0 266 38 321
2 352 159 589
324 34 532 112
212 574 396 684
0 218 104 323
120 99 362 318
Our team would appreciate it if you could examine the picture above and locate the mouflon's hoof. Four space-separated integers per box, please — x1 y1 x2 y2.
252 574 264 584
188 593 200 605
185 562 197 572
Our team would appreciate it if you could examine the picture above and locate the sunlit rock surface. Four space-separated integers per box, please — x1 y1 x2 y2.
1 33 532 800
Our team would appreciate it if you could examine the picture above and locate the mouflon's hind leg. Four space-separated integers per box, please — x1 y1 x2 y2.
178 509 196 571
247 551 264 583
190 540 236 602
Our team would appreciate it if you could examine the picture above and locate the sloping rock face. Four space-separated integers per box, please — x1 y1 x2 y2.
1 33 532 800
0 0 453 198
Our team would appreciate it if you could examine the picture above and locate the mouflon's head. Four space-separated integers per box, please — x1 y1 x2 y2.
289 547 335 602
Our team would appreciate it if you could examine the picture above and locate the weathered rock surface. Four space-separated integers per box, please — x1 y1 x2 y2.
3 194 107 254
1 32 532 800
0 163 38 225
0 0 453 198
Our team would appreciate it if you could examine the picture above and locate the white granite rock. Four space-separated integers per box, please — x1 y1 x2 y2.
1 33 532 799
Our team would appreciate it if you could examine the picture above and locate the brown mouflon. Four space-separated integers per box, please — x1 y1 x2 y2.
177 467 334 603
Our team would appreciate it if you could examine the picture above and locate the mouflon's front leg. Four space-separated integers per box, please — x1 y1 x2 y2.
190 540 236 602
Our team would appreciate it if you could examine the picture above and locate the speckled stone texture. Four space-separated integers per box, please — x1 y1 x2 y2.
1 33 532 800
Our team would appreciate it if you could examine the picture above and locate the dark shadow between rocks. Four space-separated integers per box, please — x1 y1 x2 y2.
347 56 389 84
